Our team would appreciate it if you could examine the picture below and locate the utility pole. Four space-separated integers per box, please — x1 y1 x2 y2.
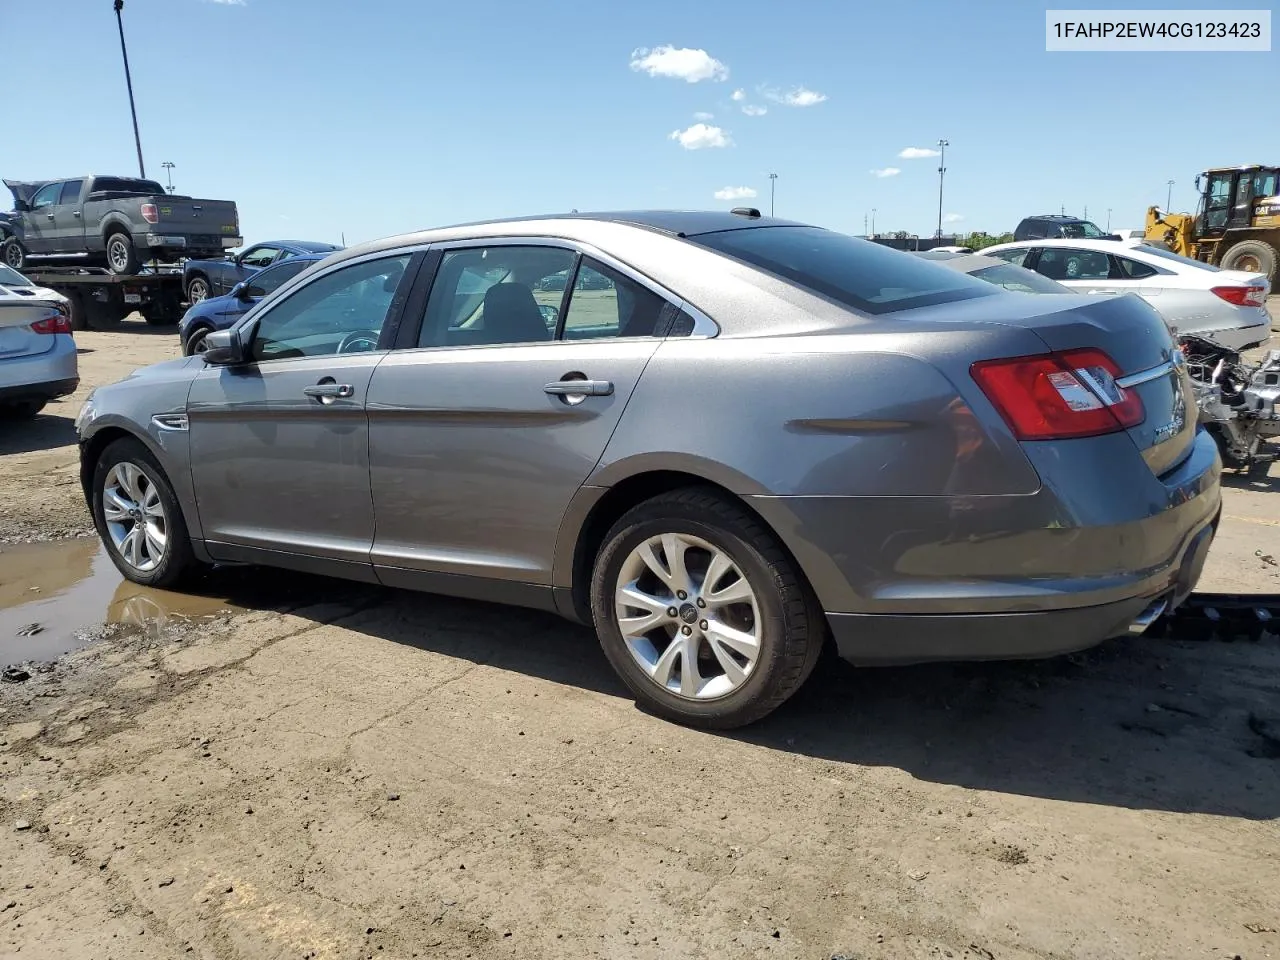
1166 179 1175 210
113 1 146 179
1083 204 1088 220
935 139 948 238
1107 207 1112 230
871 208 876 235
161 161 175 193
863 212 868 236
768 173 778 216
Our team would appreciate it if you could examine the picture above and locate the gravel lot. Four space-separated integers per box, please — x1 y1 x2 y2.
2 307 1279 960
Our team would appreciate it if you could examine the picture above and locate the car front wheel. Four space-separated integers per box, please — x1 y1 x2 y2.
92 437 200 588
590 487 824 729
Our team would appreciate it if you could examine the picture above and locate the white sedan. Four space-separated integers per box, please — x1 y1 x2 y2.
982 238 1271 351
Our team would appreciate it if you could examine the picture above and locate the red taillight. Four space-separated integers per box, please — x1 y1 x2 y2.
971 348 1145 440
1211 285 1267 307
141 203 159 224
31 314 72 335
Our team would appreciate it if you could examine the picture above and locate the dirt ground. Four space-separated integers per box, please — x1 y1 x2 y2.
2 309 1279 960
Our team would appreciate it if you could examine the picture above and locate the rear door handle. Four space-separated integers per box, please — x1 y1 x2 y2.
544 379 614 397
303 382 354 403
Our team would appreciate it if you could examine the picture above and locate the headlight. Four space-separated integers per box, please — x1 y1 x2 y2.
74 392 98 435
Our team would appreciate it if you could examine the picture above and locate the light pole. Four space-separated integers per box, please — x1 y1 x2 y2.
1107 208 1112 230
1166 179 1175 211
871 208 876 235
935 139 949 238
113 0 146 179
161 161 175 193
768 173 777 216
863 212 868 236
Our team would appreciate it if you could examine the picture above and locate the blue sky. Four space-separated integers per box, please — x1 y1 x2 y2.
5 0 1277 245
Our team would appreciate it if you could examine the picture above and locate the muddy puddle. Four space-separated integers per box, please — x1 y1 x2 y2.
0 538 244 665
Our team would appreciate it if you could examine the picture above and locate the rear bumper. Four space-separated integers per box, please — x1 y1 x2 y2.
0 375 79 403
0 337 79 402
1199 315 1271 352
828 517 1217 665
749 426 1222 663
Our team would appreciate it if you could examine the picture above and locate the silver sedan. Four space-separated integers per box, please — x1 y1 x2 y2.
983 238 1271 350
76 211 1221 728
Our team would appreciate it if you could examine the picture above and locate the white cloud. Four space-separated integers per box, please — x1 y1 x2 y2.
764 86 827 107
741 104 767 116
714 186 758 201
669 123 732 150
731 88 746 101
629 46 728 83
898 146 941 159
693 111 714 121
870 167 901 178
943 213 965 223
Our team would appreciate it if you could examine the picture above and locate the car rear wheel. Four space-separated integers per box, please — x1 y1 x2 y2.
590 487 824 729
105 231 140 276
186 275 210 304
92 437 200 589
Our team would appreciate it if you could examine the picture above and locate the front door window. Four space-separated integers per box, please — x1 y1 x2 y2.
249 255 411 361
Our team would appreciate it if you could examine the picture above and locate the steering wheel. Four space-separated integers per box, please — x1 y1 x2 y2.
337 330 380 354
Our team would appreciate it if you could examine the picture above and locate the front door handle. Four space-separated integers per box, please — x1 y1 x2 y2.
303 382 354 404
544 379 614 397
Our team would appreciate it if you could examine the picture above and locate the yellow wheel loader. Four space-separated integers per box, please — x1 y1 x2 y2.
1145 165 1280 285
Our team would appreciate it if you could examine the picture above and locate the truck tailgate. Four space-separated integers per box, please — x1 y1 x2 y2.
152 197 238 237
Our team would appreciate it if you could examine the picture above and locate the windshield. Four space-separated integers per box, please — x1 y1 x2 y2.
970 262 1071 294
0 264 31 287
1060 220 1106 238
689 226 998 315
1127 243 1220 271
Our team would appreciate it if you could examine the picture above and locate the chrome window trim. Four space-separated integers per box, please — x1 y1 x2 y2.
427 236 719 339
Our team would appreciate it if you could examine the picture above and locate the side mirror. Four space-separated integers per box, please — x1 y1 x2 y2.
1105 233 1123 242
230 281 252 300
14 199 30 212
201 328 247 365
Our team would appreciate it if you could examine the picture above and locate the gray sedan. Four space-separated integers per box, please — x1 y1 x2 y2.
75 211 1222 728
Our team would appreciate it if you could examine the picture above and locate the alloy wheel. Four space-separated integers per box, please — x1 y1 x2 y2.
188 279 209 304
108 238 130 272
613 532 761 700
102 461 169 573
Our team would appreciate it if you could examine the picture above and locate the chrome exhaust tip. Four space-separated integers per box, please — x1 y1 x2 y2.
1128 599 1169 636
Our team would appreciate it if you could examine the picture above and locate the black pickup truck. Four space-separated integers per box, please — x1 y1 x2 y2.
2 175 241 275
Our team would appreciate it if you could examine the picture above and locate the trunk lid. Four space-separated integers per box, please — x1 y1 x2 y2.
0 299 56 359
988 292 1195 476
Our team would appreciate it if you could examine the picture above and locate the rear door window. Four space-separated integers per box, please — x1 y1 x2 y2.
562 258 668 340
58 180 84 204
689 225 996 315
1115 255 1159 280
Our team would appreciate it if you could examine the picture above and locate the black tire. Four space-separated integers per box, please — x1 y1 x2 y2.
186 275 210 305
0 400 46 420
91 437 201 589
65 291 90 332
105 231 140 276
184 326 212 356
590 487 824 729
2 235 25 271
1219 240 1278 284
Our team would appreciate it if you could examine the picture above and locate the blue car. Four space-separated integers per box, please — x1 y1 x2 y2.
183 239 341 305
178 252 328 355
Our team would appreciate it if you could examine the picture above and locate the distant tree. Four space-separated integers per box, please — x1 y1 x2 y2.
957 231 1014 251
